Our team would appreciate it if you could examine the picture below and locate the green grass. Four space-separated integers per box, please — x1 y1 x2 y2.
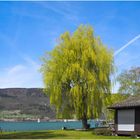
0 130 134 139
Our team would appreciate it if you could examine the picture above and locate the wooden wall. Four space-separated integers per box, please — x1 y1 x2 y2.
135 107 140 132
114 108 140 135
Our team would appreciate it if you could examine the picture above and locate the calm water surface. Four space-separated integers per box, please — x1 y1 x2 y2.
0 120 97 131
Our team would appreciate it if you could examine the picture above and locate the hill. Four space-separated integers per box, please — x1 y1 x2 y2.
0 88 56 120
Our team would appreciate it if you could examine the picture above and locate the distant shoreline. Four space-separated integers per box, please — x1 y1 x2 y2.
0 119 78 122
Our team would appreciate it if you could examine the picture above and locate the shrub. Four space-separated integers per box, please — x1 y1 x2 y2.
94 127 112 136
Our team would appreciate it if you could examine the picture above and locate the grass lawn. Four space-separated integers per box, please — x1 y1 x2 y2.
0 130 134 139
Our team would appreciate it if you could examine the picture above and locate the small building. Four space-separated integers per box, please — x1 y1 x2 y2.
108 95 140 135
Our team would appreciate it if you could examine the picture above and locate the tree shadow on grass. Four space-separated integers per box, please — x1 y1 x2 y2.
0 131 66 139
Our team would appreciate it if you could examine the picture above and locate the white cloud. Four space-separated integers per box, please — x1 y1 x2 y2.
38 2 79 26
7 65 27 75
0 58 43 88
114 34 140 56
0 30 44 88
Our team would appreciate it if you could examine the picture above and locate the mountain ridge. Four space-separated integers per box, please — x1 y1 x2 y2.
0 88 56 119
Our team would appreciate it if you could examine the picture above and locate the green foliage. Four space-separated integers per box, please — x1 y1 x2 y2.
117 67 140 95
94 128 112 136
41 25 114 120
110 93 129 105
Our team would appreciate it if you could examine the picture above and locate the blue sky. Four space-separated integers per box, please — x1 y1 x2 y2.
0 1 140 92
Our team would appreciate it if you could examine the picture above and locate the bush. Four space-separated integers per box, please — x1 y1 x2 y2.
94 127 112 136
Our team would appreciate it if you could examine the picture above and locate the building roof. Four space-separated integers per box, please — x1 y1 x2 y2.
108 94 140 109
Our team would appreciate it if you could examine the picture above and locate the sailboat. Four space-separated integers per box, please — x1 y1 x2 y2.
37 118 40 123
64 119 67 122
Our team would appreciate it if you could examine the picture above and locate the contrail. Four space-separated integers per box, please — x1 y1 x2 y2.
114 34 140 56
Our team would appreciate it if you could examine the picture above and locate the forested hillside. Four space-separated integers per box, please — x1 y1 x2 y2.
0 88 55 120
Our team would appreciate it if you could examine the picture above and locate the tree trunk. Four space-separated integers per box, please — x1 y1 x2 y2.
82 116 89 129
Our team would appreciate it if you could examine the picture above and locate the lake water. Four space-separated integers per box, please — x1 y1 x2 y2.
0 120 99 132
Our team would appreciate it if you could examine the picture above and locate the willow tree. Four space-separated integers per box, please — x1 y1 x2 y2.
41 25 114 129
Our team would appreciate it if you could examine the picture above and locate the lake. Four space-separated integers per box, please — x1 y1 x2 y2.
0 120 99 132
